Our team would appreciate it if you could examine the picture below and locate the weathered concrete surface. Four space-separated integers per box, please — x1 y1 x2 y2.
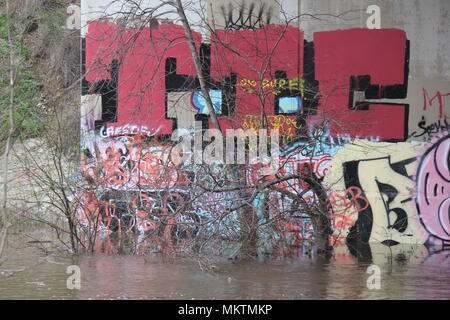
293 0 450 80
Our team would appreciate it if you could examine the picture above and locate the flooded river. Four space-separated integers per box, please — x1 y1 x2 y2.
1 229 449 300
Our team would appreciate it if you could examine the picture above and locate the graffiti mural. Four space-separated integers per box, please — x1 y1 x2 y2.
81 135 183 189
407 79 450 142
311 29 410 141
325 136 450 247
80 0 449 253
416 133 450 242
324 141 429 245
82 22 417 140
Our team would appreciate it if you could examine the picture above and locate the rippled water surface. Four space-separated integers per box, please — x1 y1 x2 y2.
1 230 449 299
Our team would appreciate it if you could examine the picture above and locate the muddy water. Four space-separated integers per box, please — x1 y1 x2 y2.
1 231 449 299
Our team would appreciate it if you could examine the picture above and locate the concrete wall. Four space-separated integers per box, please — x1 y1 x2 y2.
294 0 450 80
80 0 450 247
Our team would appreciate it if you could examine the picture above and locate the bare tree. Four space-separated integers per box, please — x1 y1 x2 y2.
0 0 17 261
0 0 83 259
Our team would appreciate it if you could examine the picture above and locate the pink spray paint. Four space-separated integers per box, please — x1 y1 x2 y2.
416 134 450 240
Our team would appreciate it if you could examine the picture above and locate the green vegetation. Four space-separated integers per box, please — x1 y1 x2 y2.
35 7 67 37
0 13 46 139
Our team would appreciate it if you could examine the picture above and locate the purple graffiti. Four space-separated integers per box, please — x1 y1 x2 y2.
416 133 450 240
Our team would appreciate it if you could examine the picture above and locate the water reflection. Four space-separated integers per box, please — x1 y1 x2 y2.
1 231 449 299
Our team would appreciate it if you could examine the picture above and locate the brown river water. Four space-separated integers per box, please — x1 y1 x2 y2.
1 228 449 300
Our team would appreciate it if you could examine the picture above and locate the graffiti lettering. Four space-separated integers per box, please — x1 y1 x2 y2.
99 124 158 138
312 29 409 141
409 116 450 141
422 89 450 119
237 77 305 96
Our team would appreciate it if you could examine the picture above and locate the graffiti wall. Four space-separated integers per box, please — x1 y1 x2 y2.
324 141 427 245
80 0 450 248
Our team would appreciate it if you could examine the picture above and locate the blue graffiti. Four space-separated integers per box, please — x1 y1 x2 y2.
192 90 222 114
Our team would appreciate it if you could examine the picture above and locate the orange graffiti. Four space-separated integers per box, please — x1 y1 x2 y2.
328 186 369 243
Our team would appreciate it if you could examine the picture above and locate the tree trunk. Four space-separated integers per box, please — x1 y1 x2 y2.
0 223 10 262
174 0 222 133
302 164 333 254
